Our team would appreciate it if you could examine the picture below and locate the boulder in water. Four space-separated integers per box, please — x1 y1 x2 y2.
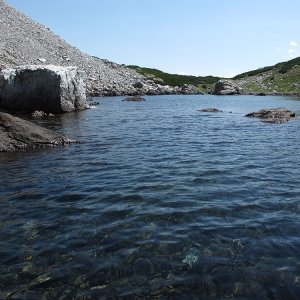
245 107 295 123
198 108 223 112
0 112 79 151
122 96 145 101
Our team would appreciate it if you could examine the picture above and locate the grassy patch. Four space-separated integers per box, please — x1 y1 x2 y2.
235 56 300 79
237 65 300 94
127 65 220 87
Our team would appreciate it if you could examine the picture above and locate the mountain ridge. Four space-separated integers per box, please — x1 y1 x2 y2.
129 57 300 95
1 0 299 97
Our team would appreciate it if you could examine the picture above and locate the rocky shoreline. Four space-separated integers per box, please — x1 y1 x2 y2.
212 80 300 97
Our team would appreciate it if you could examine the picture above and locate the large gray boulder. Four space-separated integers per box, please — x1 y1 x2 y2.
213 80 241 95
180 84 200 94
0 112 78 151
0 65 87 113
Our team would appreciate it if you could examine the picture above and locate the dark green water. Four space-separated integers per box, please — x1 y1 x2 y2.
0 95 300 299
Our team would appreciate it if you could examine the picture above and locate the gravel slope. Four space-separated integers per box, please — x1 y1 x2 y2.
0 0 160 96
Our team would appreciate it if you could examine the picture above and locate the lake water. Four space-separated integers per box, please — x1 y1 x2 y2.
0 95 300 299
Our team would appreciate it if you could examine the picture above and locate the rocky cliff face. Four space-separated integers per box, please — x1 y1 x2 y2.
0 1 167 96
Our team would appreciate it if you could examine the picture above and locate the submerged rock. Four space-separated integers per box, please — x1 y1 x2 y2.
122 96 145 102
31 111 55 118
88 101 100 106
213 80 241 95
31 111 47 118
245 107 296 123
0 112 79 151
0 65 87 113
198 108 223 112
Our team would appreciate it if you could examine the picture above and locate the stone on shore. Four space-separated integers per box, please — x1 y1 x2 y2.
0 65 87 113
213 80 241 95
245 107 295 123
0 112 79 152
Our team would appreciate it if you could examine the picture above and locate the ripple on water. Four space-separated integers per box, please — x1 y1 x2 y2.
0 95 300 298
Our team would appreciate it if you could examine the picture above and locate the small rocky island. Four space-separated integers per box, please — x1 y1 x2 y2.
245 107 296 123
122 96 145 102
198 108 223 112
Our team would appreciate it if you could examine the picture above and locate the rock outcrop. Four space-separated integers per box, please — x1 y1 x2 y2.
0 112 78 151
0 65 87 113
245 107 295 123
213 80 241 95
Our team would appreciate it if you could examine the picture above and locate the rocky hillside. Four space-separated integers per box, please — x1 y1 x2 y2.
0 0 173 96
233 57 300 96
130 57 300 96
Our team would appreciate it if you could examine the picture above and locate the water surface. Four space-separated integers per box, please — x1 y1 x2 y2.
0 95 300 299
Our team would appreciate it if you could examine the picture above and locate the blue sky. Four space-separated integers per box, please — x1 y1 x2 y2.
6 0 300 77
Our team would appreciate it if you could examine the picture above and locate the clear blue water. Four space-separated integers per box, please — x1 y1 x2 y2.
0 95 300 299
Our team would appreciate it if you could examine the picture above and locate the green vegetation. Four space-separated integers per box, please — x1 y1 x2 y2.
278 57 300 74
234 56 300 79
128 56 300 95
127 65 220 87
233 65 278 79
233 56 300 95
237 64 300 94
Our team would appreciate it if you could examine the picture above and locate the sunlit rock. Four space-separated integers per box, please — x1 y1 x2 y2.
0 65 87 113
213 80 241 95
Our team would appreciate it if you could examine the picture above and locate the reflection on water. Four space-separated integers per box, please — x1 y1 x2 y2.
0 95 300 299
